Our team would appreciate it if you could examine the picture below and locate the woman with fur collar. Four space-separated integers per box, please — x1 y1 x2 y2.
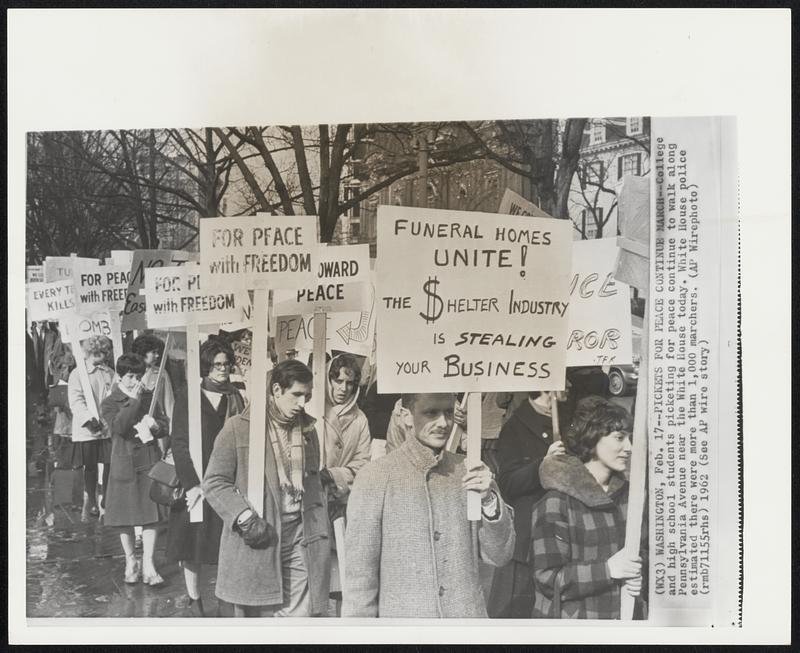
530 396 645 619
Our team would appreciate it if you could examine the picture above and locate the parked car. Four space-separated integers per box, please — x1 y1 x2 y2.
605 355 639 397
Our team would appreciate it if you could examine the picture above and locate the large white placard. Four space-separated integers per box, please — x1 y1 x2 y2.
143 265 252 329
272 244 370 314
26 280 76 321
566 239 634 367
376 205 572 393
198 215 318 291
72 260 131 315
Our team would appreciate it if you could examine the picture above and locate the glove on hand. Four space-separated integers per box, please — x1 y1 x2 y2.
237 514 277 550
319 468 335 488
83 418 103 434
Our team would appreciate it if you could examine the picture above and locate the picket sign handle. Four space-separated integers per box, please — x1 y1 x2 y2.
108 310 124 372
620 302 649 619
466 392 482 521
247 287 270 516
69 317 100 421
333 516 347 592
185 320 203 523
147 330 171 418
550 392 561 442
445 393 469 453
311 309 327 470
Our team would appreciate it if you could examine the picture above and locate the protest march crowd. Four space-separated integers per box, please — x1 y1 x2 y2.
26 321 646 620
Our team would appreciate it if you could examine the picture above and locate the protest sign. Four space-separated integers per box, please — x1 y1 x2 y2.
275 310 374 359
143 265 252 330
376 205 572 394
26 280 76 322
109 250 134 268
26 266 44 283
43 256 96 282
615 175 651 295
272 244 370 315
199 214 318 514
122 249 195 331
497 188 553 218
198 214 318 291
566 239 633 367
72 260 131 315
231 339 252 381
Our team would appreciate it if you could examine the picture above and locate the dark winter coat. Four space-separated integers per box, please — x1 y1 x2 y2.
202 407 331 613
530 454 638 619
101 387 169 527
495 399 563 562
166 386 245 564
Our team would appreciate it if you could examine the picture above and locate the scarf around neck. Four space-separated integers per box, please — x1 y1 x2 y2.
266 396 305 502
202 376 245 418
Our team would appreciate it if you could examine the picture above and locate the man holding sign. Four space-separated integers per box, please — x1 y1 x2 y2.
343 392 514 618
203 360 331 617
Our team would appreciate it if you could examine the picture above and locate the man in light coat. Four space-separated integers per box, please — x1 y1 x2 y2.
342 392 515 618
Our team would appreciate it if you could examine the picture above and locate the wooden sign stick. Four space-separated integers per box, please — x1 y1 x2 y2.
311 308 327 469
466 392 482 521
185 318 203 523
445 393 469 453
550 392 561 442
69 327 100 421
620 302 649 620
108 310 124 372
147 330 171 418
246 286 270 516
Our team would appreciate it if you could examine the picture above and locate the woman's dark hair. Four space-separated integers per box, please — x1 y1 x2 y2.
270 359 313 392
328 354 361 386
565 395 633 462
115 352 147 378
131 333 165 358
199 337 235 378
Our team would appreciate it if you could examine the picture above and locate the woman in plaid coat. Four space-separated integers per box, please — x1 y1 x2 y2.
530 396 645 619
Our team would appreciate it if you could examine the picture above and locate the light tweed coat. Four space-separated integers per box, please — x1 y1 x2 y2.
342 435 515 618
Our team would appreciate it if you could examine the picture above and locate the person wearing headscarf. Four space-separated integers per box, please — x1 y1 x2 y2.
320 354 371 613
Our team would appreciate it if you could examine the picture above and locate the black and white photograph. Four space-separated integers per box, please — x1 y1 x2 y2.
8 8 790 646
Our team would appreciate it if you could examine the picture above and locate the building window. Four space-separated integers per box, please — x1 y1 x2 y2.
581 207 604 239
617 153 642 178
351 221 361 240
626 117 643 136
590 120 606 146
582 161 605 185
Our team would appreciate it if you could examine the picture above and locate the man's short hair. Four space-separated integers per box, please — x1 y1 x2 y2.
131 334 165 358
328 354 361 386
565 396 633 462
115 352 146 378
270 359 313 392
199 337 235 378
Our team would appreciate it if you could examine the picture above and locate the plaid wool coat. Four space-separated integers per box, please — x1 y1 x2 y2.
530 454 643 619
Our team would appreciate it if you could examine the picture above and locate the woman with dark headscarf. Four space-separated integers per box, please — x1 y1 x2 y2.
167 337 246 616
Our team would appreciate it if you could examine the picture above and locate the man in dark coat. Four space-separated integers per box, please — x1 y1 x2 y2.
488 388 573 618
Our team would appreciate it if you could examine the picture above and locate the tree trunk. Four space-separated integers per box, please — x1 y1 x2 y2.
554 118 587 219
289 126 317 216
204 128 217 217
148 130 160 247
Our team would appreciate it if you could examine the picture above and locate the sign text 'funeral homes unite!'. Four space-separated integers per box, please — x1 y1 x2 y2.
199 215 318 291
377 206 573 393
